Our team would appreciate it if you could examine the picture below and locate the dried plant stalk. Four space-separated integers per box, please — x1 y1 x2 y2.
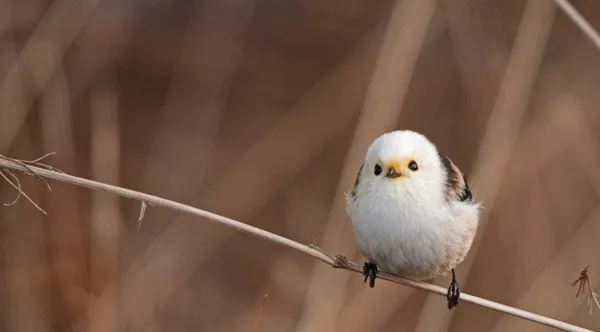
250 294 269 332
571 266 600 314
0 156 593 332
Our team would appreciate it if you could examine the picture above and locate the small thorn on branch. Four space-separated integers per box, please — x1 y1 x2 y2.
138 201 148 229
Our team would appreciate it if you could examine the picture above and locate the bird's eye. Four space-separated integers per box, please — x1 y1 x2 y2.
408 160 419 171
374 164 382 176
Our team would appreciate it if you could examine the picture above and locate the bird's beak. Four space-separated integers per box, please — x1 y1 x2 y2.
385 161 403 178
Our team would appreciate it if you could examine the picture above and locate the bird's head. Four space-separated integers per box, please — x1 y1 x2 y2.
359 130 446 200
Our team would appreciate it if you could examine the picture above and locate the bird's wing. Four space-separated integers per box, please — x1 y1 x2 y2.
438 153 473 203
349 164 363 200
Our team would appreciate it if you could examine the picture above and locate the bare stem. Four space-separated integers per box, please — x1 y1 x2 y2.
0 157 592 332
555 0 600 51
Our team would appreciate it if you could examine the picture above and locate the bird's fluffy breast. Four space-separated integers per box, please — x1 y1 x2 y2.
347 188 478 279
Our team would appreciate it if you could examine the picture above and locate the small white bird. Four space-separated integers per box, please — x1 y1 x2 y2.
346 130 481 309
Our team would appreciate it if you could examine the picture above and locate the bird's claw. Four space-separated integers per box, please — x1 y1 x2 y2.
363 262 378 288
446 269 460 309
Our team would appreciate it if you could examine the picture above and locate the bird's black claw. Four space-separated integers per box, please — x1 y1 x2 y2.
363 262 378 288
446 269 460 309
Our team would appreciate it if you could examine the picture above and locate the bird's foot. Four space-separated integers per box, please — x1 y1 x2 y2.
363 262 378 288
446 269 460 309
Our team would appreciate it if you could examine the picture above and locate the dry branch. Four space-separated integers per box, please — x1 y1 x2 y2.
0 157 592 332
555 0 600 51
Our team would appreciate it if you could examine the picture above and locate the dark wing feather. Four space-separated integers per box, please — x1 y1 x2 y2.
349 164 363 199
438 152 472 203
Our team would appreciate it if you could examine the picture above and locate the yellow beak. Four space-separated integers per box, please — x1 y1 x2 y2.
385 160 403 178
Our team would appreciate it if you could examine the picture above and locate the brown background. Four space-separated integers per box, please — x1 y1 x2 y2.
1 0 600 331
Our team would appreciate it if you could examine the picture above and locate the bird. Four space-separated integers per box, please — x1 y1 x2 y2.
345 130 481 309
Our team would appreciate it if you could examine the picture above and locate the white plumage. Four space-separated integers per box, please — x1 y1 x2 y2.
345 130 481 308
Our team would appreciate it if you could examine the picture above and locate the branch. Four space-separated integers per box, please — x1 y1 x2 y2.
0 157 592 332
555 0 600 52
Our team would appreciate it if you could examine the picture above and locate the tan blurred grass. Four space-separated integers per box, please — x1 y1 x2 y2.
2 0 600 331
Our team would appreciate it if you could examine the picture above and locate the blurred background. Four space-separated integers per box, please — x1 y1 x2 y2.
1 0 600 331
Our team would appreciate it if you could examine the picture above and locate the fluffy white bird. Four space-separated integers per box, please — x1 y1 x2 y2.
346 130 481 309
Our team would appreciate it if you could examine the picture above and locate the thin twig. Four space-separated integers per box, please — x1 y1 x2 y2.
16 152 65 174
1 169 22 206
555 0 600 52
0 158 592 332
571 266 600 315
250 294 269 332
25 152 56 164
5 157 52 191
0 168 47 214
